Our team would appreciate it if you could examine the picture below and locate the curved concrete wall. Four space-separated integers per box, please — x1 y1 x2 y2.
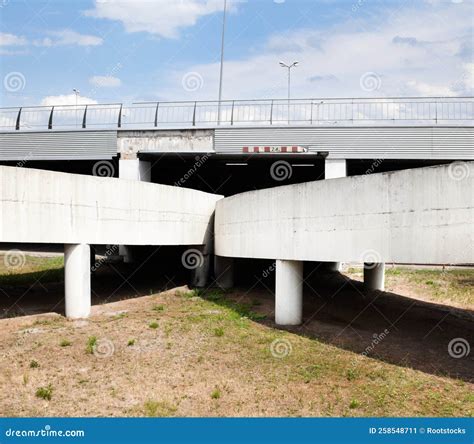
215 163 474 264
0 166 222 245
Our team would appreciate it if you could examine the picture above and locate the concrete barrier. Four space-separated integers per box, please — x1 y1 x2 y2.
215 163 473 265
0 166 222 246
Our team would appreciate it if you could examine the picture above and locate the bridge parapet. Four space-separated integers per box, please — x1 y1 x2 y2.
1 97 473 132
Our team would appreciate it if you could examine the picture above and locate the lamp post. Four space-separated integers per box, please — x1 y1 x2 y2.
217 0 227 124
73 88 80 127
279 61 298 123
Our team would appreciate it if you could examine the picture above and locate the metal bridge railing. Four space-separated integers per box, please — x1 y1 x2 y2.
0 97 473 131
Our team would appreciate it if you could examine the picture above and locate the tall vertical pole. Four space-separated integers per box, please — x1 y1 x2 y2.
287 67 291 124
217 0 227 125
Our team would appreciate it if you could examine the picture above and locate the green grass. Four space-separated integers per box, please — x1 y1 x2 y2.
29 360 39 369
86 336 97 354
211 388 221 400
152 305 165 312
347 267 474 308
149 321 159 329
0 255 64 286
213 327 224 337
127 339 136 346
35 384 53 401
143 400 177 417
59 339 71 347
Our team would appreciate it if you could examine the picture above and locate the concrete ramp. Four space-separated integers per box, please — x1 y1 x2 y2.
215 163 473 265
0 166 222 245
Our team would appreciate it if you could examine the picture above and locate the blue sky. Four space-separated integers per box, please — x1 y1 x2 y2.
0 0 472 107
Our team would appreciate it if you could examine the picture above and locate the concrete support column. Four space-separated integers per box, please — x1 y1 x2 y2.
363 262 385 291
325 159 347 271
275 259 303 326
214 256 234 289
190 246 211 288
119 159 151 182
119 159 151 263
64 243 91 318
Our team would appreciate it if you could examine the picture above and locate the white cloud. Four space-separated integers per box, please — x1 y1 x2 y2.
89 75 122 88
34 30 103 47
41 94 98 106
159 1 473 100
85 0 227 38
0 32 27 46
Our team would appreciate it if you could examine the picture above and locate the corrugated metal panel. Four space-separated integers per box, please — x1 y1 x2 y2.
0 130 117 161
214 126 474 160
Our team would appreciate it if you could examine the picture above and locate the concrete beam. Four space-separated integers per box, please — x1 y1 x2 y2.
64 243 91 318
275 260 303 326
215 163 474 265
364 263 385 291
0 166 222 246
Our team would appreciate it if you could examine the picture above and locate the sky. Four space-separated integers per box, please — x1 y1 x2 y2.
0 0 473 107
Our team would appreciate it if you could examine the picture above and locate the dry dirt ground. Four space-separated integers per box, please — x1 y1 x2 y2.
0 255 473 417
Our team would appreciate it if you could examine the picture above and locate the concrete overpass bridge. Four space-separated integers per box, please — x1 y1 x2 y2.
0 97 473 196
0 161 472 324
0 97 472 324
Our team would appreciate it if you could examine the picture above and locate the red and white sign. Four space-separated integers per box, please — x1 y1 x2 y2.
243 146 308 153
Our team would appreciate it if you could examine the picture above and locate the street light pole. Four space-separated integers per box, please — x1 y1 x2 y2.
217 0 227 125
279 61 298 124
73 88 80 127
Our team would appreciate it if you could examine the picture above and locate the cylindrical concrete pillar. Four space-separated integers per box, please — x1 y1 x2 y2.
64 243 91 318
363 262 385 291
275 259 303 325
214 256 234 289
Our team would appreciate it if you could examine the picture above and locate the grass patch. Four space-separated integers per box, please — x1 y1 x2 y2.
59 339 72 347
0 255 64 286
29 360 39 369
149 321 159 329
211 388 221 400
153 305 164 312
143 400 177 417
35 384 53 401
86 336 97 354
214 327 224 337
349 399 360 409
127 339 136 346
